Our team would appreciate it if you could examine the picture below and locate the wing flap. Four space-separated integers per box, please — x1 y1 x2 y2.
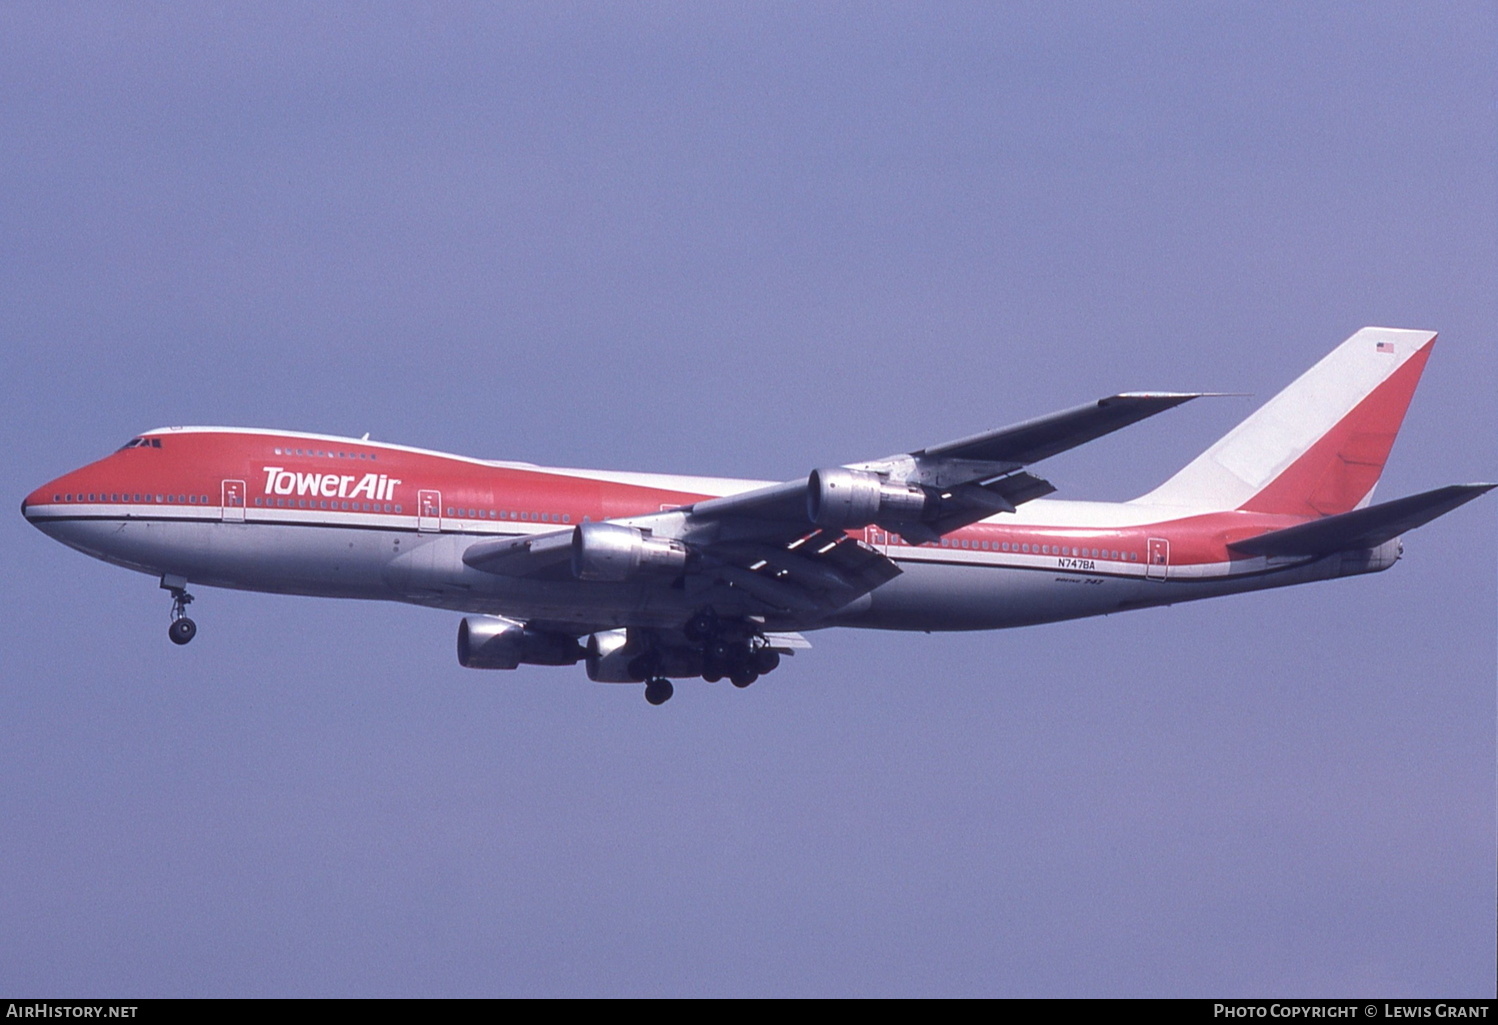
1228 483 1494 558
705 528 901 615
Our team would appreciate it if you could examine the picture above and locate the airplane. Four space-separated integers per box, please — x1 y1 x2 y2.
22 327 1493 705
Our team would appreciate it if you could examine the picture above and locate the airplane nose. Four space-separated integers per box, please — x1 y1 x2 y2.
22 480 62 527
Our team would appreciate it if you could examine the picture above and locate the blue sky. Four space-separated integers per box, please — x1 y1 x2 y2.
2 2 1493 996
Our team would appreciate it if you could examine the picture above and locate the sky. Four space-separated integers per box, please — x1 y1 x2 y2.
1 2 1494 997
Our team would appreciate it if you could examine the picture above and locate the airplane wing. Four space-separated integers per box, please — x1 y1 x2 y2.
464 392 1204 617
915 392 1204 464
688 392 1204 542
462 520 901 617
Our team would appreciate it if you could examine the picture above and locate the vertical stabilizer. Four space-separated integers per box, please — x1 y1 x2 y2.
1134 327 1436 516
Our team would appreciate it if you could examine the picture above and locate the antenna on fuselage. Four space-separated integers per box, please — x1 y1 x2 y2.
360 432 370 441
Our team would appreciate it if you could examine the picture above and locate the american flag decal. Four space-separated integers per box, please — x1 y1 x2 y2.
1376 341 1396 353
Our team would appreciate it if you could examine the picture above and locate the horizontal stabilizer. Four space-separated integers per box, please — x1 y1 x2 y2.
1229 483 1495 558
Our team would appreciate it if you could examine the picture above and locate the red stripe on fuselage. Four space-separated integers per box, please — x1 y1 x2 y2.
28 429 1323 569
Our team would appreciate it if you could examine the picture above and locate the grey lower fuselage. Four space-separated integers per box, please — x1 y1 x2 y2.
34 511 1394 634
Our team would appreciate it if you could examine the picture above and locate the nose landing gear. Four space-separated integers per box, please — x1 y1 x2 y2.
161 575 197 645
169 615 197 645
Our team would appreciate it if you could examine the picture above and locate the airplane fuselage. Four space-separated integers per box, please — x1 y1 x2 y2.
23 426 1397 636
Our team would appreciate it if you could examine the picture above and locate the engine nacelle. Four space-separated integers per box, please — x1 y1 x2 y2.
807 468 931 529
571 522 688 582
585 628 707 682
586 628 641 682
457 616 583 669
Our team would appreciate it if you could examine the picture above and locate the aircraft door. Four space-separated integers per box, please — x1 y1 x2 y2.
418 490 442 532
221 479 246 522
864 526 890 554
1146 537 1169 580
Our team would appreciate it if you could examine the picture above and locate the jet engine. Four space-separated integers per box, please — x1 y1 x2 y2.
570 522 688 582
806 468 931 529
585 628 638 682
457 616 583 669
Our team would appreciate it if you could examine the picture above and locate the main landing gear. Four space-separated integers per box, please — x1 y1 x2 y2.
703 637 779 689
629 609 786 704
628 652 678 706
161 575 197 645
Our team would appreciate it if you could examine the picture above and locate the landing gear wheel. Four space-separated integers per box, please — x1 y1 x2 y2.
644 678 674 705
730 668 758 689
752 648 781 674
163 579 197 646
169 617 197 645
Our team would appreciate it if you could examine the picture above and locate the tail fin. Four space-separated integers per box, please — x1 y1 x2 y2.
1135 327 1436 515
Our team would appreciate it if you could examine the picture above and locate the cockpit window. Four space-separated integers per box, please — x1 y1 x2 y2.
117 437 162 450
